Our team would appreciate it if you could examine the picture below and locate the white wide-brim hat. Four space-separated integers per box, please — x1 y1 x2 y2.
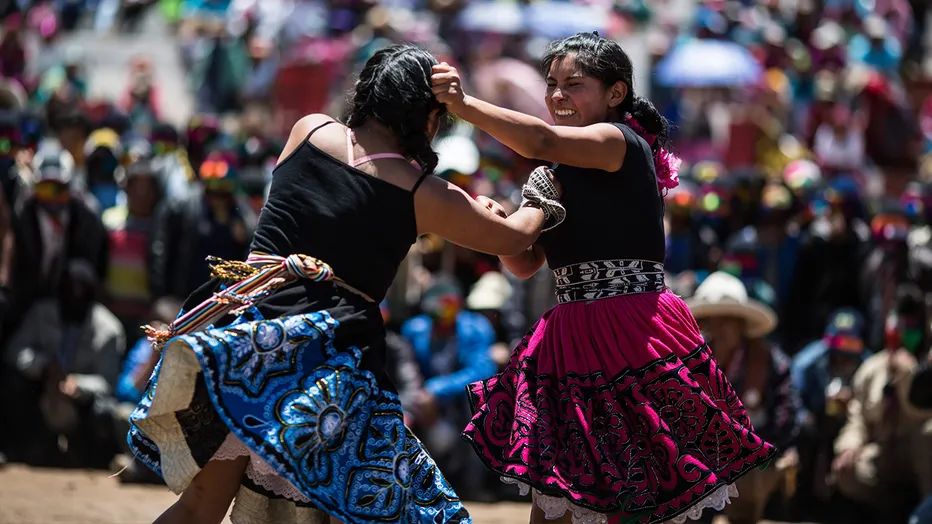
686 271 778 339
467 271 513 311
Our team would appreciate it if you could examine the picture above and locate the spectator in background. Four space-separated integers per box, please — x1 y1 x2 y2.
848 15 902 78
401 278 497 500
2 259 124 468
11 145 108 321
833 285 932 521
149 149 254 301
688 272 801 524
784 176 870 353
48 109 91 186
379 300 424 425
465 271 515 369
112 297 178 485
149 121 196 203
791 308 871 515
103 141 163 344
813 104 865 177
83 127 123 213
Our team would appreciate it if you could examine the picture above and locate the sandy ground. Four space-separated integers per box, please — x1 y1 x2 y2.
0 465 806 524
0 464 529 524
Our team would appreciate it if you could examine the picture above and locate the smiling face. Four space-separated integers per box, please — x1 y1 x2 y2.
544 55 627 127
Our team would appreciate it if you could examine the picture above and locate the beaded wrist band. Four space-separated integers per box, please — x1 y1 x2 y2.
521 166 566 231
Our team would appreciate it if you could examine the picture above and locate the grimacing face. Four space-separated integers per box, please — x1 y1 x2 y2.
544 55 627 127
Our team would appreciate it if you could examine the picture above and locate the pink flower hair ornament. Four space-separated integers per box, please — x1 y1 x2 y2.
624 114 681 195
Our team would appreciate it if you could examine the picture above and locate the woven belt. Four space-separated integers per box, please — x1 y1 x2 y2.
145 252 374 350
553 259 666 304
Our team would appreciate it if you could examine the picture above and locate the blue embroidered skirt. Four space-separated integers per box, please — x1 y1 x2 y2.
128 280 470 524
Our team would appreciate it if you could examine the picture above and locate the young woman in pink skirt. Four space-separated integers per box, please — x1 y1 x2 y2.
432 32 777 524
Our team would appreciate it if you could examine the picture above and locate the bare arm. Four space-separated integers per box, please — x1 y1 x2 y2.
432 64 628 171
501 244 546 280
454 95 628 171
415 176 546 257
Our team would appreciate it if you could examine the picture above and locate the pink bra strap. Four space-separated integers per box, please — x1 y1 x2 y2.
346 127 419 169
352 152 410 167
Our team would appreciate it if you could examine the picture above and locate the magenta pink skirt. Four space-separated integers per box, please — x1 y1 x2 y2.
463 289 776 524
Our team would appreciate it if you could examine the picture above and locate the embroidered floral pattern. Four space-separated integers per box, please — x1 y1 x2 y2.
464 341 775 524
130 311 469 524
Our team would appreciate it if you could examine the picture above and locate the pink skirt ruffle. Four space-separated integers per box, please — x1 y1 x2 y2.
463 290 776 524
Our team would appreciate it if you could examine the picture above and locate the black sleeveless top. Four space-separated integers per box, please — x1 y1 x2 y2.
537 123 666 269
250 121 426 302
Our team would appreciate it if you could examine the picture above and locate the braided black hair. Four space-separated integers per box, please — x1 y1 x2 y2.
345 44 445 174
541 32 671 152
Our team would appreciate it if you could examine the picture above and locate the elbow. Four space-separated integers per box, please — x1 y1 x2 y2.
500 241 534 258
501 231 540 258
508 267 538 280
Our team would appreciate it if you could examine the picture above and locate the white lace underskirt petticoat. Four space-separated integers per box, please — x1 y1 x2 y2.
502 476 739 524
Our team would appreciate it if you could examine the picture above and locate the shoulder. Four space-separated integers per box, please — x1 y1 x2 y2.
291 114 337 136
793 341 827 369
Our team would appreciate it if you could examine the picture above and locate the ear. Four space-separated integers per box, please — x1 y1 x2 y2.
607 81 628 108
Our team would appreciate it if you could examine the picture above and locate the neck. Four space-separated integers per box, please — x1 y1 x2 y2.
353 119 403 151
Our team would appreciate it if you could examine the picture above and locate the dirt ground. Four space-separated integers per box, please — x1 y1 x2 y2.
0 465 798 524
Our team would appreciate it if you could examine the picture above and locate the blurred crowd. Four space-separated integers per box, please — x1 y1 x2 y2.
0 0 931 523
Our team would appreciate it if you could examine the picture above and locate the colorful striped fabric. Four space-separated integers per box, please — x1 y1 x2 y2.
145 253 335 350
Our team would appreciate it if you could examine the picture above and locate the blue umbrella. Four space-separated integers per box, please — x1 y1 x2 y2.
524 2 608 40
655 39 763 87
457 2 525 35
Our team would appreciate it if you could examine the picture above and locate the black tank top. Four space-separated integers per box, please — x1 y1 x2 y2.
537 123 666 269
250 121 428 302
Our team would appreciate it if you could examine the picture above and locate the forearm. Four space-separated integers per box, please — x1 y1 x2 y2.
485 206 545 257
455 96 552 160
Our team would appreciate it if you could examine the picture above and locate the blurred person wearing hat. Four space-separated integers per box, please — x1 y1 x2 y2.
149 122 197 203
687 271 801 524
11 145 108 325
184 114 222 174
0 109 31 209
102 140 164 343
719 228 779 311
784 175 871 353
664 180 719 297
782 159 824 229
848 15 902 78
401 278 497 500
861 202 914 350
466 271 518 368
790 308 870 515
833 284 932 520
2 258 125 468
792 308 871 430
749 180 801 308
84 127 125 213
149 149 255 302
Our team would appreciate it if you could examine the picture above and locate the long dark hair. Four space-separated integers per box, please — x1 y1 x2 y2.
541 32 671 152
345 44 444 174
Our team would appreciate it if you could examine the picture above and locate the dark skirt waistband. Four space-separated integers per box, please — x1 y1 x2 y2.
553 259 666 304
